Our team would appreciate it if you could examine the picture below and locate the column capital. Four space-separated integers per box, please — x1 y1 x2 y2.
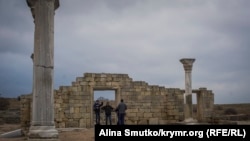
26 0 60 19
180 58 195 71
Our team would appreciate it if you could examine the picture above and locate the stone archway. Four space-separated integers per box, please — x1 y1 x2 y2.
52 73 130 128
91 87 121 126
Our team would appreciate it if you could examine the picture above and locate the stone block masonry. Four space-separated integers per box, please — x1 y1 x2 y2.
20 73 214 136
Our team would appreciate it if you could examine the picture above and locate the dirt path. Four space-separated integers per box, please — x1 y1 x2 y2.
1 121 250 141
0 124 94 141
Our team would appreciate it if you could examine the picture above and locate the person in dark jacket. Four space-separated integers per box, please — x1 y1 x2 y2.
101 102 114 125
93 100 103 125
115 99 127 125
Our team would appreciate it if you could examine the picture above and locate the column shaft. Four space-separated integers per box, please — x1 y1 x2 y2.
32 0 55 126
27 0 59 139
184 70 192 118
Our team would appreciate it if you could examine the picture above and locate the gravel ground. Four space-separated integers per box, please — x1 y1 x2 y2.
0 124 94 141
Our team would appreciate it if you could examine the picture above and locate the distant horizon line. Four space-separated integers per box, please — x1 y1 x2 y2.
1 96 249 105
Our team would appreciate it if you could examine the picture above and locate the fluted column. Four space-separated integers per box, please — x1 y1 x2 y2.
180 58 195 121
26 0 59 140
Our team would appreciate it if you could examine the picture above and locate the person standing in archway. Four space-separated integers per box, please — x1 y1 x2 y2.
93 100 103 125
101 102 114 125
115 99 127 125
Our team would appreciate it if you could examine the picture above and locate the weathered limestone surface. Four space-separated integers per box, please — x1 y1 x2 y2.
26 0 60 140
195 88 214 122
20 73 214 136
180 58 195 122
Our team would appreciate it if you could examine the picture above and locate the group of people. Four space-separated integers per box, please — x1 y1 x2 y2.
93 99 127 125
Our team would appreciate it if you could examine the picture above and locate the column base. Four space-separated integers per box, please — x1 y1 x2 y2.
178 118 200 125
183 118 197 123
28 126 59 140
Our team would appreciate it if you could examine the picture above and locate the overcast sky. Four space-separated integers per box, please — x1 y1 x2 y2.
0 0 249 104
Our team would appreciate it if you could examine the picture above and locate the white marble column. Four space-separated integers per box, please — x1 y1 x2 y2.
180 58 195 122
26 0 59 140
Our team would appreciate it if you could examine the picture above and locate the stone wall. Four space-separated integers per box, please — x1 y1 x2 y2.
20 94 31 136
20 73 214 135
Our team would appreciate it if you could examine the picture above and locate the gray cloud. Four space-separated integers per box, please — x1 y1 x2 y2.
0 0 249 104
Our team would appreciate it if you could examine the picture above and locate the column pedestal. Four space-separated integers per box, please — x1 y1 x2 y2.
28 126 58 140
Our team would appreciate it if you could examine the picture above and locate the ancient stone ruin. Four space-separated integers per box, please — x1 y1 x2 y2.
20 72 214 136
26 0 59 139
22 0 214 139
180 58 196 122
